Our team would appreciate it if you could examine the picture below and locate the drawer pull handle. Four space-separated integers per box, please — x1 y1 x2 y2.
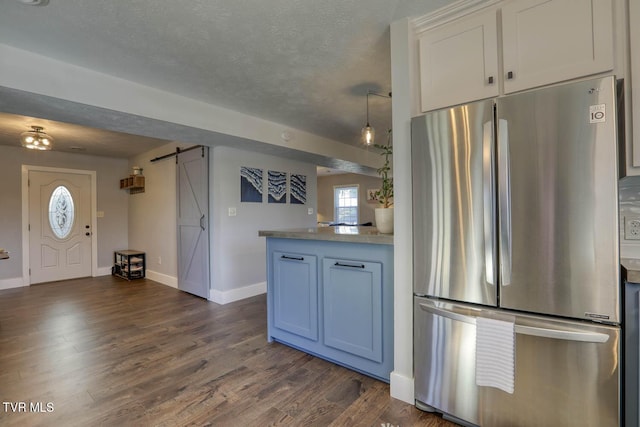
281 255 304 261
334 262 365 269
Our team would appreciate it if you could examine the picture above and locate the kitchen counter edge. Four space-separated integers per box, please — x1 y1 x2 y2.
622 258 640 283
259 227 393 245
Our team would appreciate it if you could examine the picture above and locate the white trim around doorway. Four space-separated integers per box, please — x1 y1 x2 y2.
21 165 98 285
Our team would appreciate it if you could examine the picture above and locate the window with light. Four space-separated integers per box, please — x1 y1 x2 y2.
48 185 75 239
333 185 358 224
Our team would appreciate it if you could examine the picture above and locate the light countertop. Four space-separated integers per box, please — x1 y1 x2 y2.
258 226 393 245
622 258 640 283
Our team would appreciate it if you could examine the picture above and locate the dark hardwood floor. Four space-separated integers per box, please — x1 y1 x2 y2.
0 276 457 426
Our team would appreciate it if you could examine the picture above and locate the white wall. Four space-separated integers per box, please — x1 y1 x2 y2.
211 146 317 303
125 143 318 301
317 173 382 225
620 176 640 258
128 141 186 287
0 145 129 288
389 17 416 403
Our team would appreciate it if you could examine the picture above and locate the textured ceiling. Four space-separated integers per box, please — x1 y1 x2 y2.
0 0 453 157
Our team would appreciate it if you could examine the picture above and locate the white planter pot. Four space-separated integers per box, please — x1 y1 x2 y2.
375 207 394 234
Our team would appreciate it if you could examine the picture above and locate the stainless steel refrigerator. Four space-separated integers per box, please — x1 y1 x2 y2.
412 76 621 427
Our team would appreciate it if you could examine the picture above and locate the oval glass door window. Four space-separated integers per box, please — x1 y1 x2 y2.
48 185 75 239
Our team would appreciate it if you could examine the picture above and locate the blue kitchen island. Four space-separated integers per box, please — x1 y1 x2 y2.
259 226 394 382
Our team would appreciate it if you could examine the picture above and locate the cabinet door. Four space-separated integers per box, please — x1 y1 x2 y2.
322 258 382 362
418 8 499 112
501 0 613 94
273 252 318 341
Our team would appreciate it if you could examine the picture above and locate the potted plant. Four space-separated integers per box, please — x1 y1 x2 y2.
373 130 393 233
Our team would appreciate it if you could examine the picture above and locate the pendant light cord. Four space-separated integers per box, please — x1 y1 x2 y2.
366 92 370 126
366 90 392 123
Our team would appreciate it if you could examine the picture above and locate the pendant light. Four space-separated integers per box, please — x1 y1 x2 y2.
20 126 54 151
361 90 391 146
362 91 375 146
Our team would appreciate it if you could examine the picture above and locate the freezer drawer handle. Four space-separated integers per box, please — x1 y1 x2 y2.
419 303 610 343
418 302 476 325
515 325 609 343
281 255 304 261
334 262 365 269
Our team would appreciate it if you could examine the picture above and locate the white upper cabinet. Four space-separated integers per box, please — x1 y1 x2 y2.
418 9 499 112
501 0 614 94
417 0 614 112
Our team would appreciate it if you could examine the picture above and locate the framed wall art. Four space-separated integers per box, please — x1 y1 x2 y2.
268 170 286 204
290 174 306 204
240 166 263 202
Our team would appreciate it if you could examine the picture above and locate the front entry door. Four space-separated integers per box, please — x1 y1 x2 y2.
29 171 92 284
177 146 210 298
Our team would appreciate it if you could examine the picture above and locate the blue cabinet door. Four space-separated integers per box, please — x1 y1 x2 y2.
322 258 383 362
273 252 318 341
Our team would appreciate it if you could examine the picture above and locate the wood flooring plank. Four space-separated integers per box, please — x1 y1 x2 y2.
328 380 389 427
0 276 458 426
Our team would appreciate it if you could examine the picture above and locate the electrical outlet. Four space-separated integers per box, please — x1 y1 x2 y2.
308 208 314 215
625 216 640 240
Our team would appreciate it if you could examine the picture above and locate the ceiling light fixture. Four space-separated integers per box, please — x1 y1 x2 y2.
362 90 391 146
21 126 54 151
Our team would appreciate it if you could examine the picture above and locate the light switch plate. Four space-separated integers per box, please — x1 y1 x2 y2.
308 208 314 215
228 207 237 217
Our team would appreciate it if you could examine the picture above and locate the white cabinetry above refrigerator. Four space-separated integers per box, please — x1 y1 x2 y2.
417 0 614 112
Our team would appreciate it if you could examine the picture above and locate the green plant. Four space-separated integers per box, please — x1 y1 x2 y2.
373 130 393 208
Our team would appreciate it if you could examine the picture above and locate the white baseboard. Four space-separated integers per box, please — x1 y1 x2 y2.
96 266 112 276
0 270 180 290
390 371 415 404
210 281 266 305
0 276 27 291
146 270 178 288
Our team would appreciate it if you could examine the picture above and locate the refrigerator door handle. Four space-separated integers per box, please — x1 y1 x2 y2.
419 302 609 343
497 118 512 286
483 120 496 286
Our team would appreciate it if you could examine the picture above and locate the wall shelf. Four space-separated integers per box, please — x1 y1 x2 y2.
120 175 145 194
